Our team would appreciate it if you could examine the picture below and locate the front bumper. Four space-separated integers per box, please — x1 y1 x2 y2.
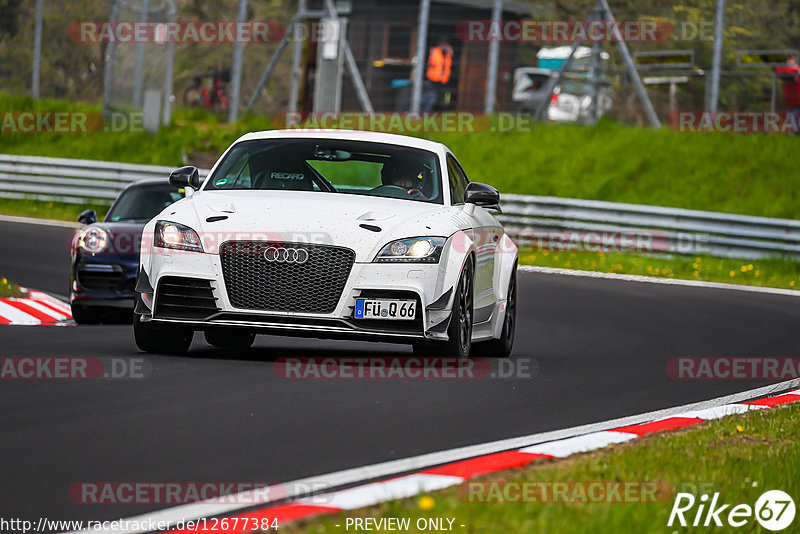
70 255 138 309
139 250 457 342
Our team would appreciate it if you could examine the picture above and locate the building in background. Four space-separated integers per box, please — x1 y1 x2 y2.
299 0 530 112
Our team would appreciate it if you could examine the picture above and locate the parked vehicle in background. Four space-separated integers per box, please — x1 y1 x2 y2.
513 46 612 123
70 180 183 324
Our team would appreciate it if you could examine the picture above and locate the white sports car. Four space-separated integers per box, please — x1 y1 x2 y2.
133 130 518 357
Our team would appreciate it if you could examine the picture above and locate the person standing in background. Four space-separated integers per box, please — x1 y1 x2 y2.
776 55 800 134
421 38 453 112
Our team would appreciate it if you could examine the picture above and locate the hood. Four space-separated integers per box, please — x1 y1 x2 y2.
158 190 464 261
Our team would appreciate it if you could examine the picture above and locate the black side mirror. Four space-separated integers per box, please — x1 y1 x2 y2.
169 166 200 190
464 182 501 212
78 209 97 225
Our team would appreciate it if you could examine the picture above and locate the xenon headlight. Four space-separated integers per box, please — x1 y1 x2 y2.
154 221 203 252
78 227 109 254
375 237 445 263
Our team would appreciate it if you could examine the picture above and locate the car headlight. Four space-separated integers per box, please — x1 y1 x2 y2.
78 227 109 254
375 237 445 263
155 221 203 252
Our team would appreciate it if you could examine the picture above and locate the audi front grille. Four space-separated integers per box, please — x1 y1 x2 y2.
219 241 356 314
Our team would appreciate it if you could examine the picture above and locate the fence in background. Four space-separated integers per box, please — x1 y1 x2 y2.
0 154 208 204
1 154 798 260
500 194 800 260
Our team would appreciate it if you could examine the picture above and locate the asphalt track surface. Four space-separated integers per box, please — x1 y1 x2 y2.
1 219 798 529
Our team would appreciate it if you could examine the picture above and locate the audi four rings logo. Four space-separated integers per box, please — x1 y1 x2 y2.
263 246 309 264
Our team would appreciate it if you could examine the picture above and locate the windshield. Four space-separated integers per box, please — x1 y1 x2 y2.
105 183 183 222
514 72 552 95
204 139 443 204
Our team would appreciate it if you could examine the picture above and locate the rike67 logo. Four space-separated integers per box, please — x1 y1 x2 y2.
668 490 796 531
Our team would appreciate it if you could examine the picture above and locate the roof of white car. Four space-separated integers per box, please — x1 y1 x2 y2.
236 129 448 153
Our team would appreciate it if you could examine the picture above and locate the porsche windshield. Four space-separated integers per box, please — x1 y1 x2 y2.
204 139 443 204
105 183 183 222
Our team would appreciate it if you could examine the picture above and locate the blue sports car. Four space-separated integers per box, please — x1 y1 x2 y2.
70 179 183 323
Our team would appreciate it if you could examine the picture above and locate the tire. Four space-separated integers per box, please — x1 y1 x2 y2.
133 298 193 355
474 261 517 358
415 260 474 358
204 329 255 349
71 304 101 324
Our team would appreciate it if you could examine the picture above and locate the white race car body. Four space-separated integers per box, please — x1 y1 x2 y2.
135 130 517 355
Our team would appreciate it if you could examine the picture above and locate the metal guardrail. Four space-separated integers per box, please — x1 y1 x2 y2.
0 154 208 204
499 195 800 260
0 154 798 260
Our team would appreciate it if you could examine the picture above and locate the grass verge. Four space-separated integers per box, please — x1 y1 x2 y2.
0 197 107 222
285 402 800 534
519 251 800 290
0 276 28 298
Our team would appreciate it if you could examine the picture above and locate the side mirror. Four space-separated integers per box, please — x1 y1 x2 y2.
464 182 501 212
169 166 200 190
78 209 97 225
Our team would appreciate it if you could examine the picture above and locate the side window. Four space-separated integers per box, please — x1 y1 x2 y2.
453 158 470 192
447 155 465 204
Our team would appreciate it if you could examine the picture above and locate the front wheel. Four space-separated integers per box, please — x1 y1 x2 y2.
418 260 474 358
71 304 101 324
133 298 193 355
474 262 516 358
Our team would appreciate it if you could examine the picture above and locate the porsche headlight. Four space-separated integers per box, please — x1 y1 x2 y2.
375 237 445 263
155 221 203 252
78 227 109 254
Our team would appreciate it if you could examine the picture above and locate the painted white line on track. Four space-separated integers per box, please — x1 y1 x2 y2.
678 403 766 420
63 378 800 534
519 265 800 297
519 431 637 458
0 214 81 228
299 474 464 510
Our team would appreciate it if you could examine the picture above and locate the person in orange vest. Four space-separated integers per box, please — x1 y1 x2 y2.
421 38 453 112
776 55 800 134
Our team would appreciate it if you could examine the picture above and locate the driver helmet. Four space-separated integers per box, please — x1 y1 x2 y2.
381 159 426 191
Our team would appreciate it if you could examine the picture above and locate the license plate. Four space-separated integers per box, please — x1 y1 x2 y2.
354 298 416 320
